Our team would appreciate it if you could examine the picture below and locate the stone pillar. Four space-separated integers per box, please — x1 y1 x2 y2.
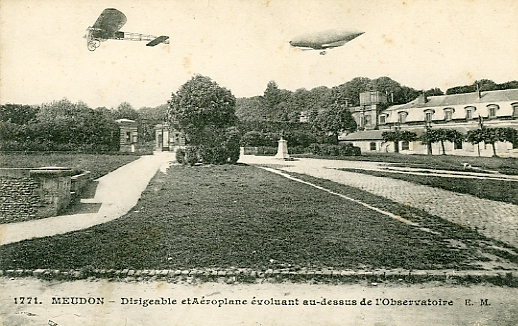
275 137 290 160
29 167 74 217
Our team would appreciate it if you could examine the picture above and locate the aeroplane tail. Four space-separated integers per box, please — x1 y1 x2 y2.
146 36 169 47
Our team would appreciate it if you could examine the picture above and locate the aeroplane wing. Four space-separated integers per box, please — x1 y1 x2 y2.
92 8 127 35
146 35 170 47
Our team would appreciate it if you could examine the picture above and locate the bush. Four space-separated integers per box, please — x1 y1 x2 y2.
176 148 185 164
256 146 278 155
288 146 310 155
184 146 199 166
308 143 320 155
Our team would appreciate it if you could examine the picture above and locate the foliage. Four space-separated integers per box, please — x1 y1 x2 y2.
314 103 357 143
175 148 185 164
1 99 119 152
184 146 199 166
446 79 518 95
168 75 237 147
382 130 418 153
0 103 39 125
420 128 464 155
308 143 361 156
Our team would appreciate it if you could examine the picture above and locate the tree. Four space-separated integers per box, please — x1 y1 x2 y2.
382 130 417 153
314 104 357 143
424 88 444 97
113 102 139 121
480 128 507 157
169 75 237 146
262 80 282 115
0 104 39 125
168 75 240 164
420 128 464 155
466 129 485 156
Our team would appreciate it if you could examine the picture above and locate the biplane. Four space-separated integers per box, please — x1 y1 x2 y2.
84 8 169 51
289 29 364 55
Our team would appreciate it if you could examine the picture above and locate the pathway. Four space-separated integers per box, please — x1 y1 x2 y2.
239 155 518 248
0 152 176 246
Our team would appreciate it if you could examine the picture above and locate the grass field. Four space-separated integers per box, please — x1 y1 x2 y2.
0 153 140 179
0 164 508 271
295 152 518 175
339 168 518 206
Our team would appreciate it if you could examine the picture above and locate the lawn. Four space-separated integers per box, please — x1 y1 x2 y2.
0 153 140 179
339 168 518 206
0 164 505 271
294 152 518 175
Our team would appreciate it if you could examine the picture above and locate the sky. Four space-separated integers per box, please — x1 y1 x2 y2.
1 0 517 109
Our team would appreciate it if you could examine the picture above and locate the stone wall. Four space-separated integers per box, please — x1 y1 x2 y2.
0 167 76 223
0 173 40 222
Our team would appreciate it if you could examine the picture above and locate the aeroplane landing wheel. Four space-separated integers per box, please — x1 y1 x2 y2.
87 41 97 51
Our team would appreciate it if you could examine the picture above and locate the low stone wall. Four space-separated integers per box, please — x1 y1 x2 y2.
0 167 82 223
71 170 91 199
0 170 40 222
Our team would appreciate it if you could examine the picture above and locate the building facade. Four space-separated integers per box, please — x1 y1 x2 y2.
154 122 185 151
341 89 518 157
116 119 138 152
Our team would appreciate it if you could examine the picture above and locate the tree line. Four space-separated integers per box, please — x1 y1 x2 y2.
382 127 518 157
0 99 167 152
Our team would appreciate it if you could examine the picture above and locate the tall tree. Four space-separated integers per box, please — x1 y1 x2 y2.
262 80 282 116
168 74 237 147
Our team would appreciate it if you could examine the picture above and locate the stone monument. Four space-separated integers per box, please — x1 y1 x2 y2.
275 137 291 160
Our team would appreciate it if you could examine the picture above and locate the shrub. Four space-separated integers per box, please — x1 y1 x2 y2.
288 146 310 155
308 143 321 155
184 146 199 166
176 148 185 164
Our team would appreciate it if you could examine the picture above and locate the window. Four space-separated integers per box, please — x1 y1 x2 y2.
398 112 407 123
379 115 386 124
401 141 409 150
487 104 499 118
370 142 377 151
512 103 518 118
454 140 463 150
425 112 433 123
465 106 476 119
126 131 131 143
444 108 454 121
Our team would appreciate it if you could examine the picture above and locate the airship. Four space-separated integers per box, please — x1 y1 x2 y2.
289 29 364 55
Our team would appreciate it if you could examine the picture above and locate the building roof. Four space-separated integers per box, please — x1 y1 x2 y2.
340 130 384 141
385 89 518 112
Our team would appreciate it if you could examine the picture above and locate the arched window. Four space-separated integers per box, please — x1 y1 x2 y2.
424 109 435 123
464 106 477 119
398 111 408 123
486 104 499 118
443 107 454 121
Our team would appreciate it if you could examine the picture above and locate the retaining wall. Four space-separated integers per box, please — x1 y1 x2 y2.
0 167 88 223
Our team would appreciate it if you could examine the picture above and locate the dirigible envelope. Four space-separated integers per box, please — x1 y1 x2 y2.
289 29 364 50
